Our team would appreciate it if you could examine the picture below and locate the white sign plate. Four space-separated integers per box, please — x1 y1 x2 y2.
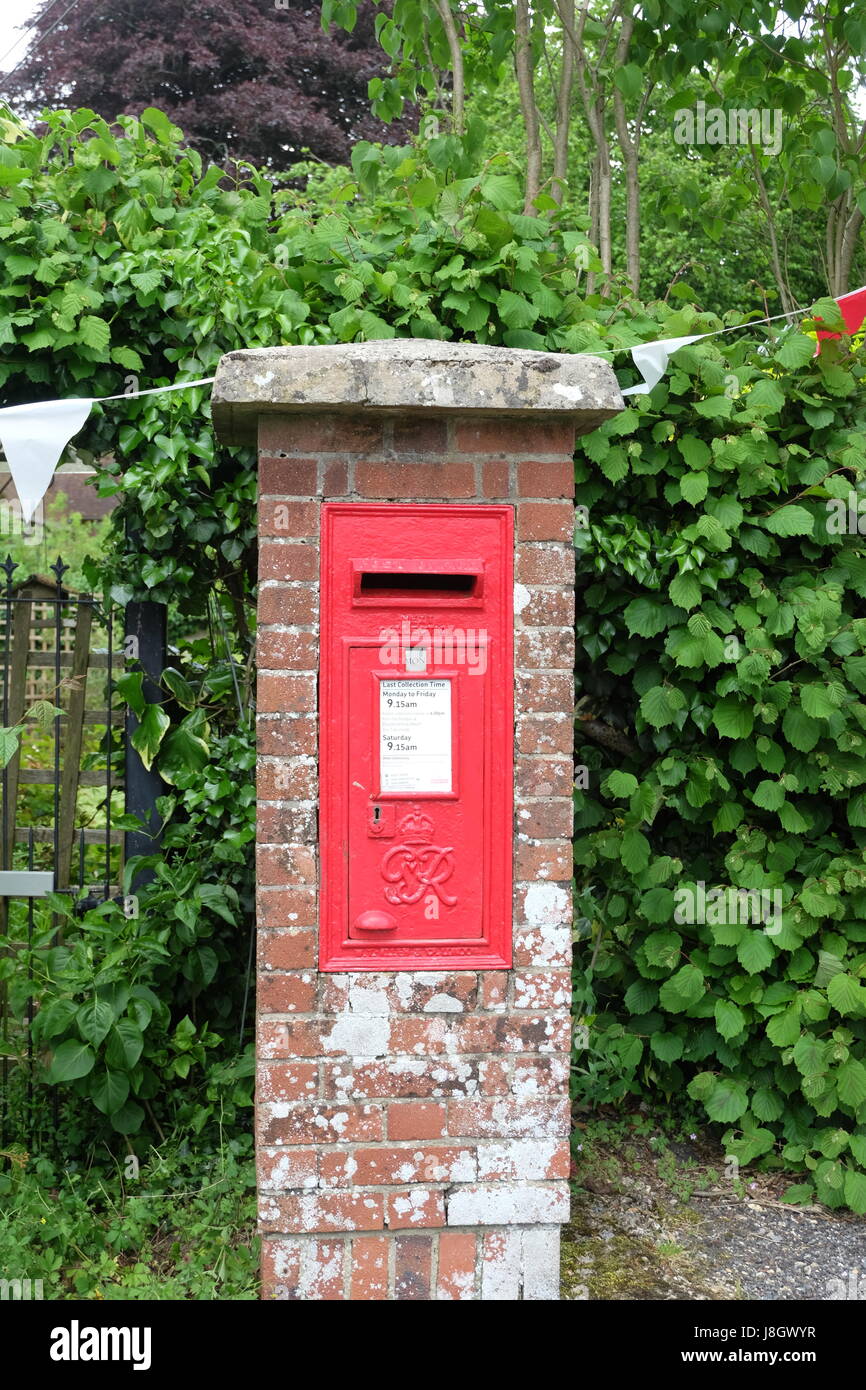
379 679 452 793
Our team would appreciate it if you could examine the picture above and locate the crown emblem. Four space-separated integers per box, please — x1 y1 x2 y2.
396 804 434 844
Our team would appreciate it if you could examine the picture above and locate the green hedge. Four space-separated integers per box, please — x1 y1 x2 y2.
572 312 866 1210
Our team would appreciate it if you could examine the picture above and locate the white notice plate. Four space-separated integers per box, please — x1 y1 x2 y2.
379 679 452 793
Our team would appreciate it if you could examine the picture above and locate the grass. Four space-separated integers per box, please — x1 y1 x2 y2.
0 1133 259 1300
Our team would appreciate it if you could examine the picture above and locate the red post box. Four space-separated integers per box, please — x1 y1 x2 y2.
319 503 513 971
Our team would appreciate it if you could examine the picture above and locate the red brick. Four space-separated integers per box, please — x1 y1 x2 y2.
517 501 574 541
511 1054 571 1096
512 970 572 1011
323 1059 480 1100
260 1192 384 1234
481 460 511 497
517 458 576 496
386 1189 445 1230
258 1102 384 1146
437 1232 477 1301
477 1058 511 1094
516 716 573 756
391 973 477 1013
387 1102 447 1141
388 1018 448 1056
298 1240 346 1300
256 1019 324 1057
455 419 575 457
256 713 316 758
513 928 571 970
257 887 317 929
515 800 573 838
258 1063 319 1103
258 499 318 537
521 587 575 626
257 757 316 802
391 418 448 453
479 973 508 1010
516 628 575 670
260 412 382 456
258 456 318 495
351 1146 475 1186
258 584 318 626
515 756 574 799
258 1146 319 1189
256 844 316 886
355 461 475 499
259 542 319 582
258 801 316 845
322 457 349 495
258 928 317 971
516 670 574 713
256 630 318 671
447 1097 570 1138
261 1237 301 1299
515 841 572 881
516 546 575 585
350 1236 389 1300
395 1234 432 1300
257 673 316 715
257 971 317 1014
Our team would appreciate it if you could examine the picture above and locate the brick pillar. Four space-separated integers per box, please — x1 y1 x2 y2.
212 341 622 1301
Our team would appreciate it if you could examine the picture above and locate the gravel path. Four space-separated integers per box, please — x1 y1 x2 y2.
562 1131 866 1301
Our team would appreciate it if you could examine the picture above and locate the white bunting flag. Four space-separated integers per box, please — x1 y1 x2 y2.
0 397 94 522
620 335 706 397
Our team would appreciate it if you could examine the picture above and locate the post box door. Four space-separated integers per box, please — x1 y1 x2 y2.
319 504 513 971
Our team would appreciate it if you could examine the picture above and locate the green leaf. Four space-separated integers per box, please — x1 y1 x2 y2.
751 1087 784 1121
624 978 658 1013
621 828 650 873
715 998 745 1040
752 779 784 811
782 705 821 753
706 1079 748 1123
763 506 814 537
48 1040 95 1082
737 930 774 974
640 684 684 728
650 1031 684 1062
659 963 705 1013
105 1020 145 1071
669 571 701 610
91 1068 130 1116
828 973 866 1017
837 1059 866 1108
78 315 111 353
844 1168 866 1215
680 471 708 505
712 696 754 739
130 702 171 771
604 770 638 798
767 1003 801 1046
774 333 817 368
77 998 114 1049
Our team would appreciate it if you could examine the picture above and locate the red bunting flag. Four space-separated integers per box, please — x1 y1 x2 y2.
817 285 866 344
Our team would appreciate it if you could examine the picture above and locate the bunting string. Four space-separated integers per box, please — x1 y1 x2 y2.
0 288 863 523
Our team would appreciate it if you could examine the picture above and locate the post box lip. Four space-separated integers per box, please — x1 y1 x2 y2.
351 558 486 607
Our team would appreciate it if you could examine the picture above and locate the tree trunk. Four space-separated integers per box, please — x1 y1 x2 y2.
433 0 465 135
552 0 576 206
515 0 543 212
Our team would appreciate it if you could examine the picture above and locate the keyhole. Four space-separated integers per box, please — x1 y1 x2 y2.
373 806 382 823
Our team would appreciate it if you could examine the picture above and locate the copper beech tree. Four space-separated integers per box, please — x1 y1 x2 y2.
5 0 414 167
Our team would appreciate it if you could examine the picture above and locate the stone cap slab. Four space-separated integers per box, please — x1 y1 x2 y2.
211 339 623 446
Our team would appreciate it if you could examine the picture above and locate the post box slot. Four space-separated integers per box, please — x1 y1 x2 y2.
360 571 476 595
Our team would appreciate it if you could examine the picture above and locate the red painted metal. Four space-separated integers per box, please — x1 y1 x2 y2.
319 503 513 971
